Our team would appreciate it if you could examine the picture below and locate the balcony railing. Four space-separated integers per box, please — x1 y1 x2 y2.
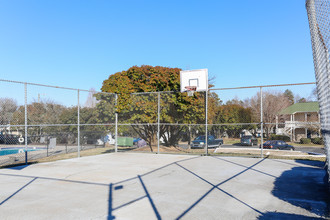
284 121 320 129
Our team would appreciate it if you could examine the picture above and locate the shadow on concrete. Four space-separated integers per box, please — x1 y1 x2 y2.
213 156 277 178
106 156 267 219
257 212 325 219
101 149 116 154
107 183 115 220
107 156 201 219
0 177 37 206
272 160 329 218
138 175 161 220
1 162 36 170
5 164 33 170
1 155 329 219
174 158 266 219
270 158 309 167
294 159 325 168
0 156 201 220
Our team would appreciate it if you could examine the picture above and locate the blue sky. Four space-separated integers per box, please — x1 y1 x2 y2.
0 0 315 94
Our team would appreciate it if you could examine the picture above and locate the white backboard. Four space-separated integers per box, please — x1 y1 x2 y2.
180 69 208 92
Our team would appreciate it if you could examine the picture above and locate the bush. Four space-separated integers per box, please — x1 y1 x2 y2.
270 134 290 142
300 138 311 144
311 137 324 145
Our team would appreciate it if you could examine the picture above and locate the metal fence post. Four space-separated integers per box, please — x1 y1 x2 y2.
77 89 80 157
260 87 263 159
205 90 208 156
24 82 28 164
157 92 160 154
115 94 118 153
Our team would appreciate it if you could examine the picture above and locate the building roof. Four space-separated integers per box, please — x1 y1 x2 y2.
279 102 319 115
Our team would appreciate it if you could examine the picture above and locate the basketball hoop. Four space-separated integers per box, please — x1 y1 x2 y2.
185 86 197 96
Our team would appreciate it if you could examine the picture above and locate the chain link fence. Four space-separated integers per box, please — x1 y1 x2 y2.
306 0 330 183
0 80 117 167
0 79 323 167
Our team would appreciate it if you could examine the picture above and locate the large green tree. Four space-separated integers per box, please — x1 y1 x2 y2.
212 103 254 138
283 89 294 105
100 65 207 150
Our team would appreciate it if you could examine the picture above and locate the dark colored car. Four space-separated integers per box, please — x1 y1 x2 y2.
241 136 258 146
0 134 31 145
191 135 223 148
0 134 19 145
260 140 295 151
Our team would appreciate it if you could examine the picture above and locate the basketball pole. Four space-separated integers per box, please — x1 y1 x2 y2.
77 89 80 158
205 88 208 156
24 82 28 164
180 69 208 155
115 94 118 153
260 87 263 159
157 92 160 154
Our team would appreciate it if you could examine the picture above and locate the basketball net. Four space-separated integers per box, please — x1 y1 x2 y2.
185 86 197 97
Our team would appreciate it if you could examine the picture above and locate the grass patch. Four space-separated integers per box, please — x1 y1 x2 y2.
287 142 324 148
223 138 241 145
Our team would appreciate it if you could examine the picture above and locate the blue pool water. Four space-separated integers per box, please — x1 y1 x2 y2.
0 148 38 156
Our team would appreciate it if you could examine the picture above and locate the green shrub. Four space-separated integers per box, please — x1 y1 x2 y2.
311 137 324 145
270 134 290 142
300 138 311 144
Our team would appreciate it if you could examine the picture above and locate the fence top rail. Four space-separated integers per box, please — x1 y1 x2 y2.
0 79 115 95
210 82 316 91
119 82 317 95
1 78 316 94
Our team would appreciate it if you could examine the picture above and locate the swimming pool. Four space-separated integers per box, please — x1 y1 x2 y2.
0 148 38 156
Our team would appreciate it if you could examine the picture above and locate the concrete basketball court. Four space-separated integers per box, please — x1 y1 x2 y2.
0 153 328 219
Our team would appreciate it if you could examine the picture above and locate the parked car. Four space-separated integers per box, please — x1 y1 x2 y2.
133 138 142 145
191 135 223 149
260 140 295 151
132 138 147 147
0 134 19 145
241 136 258 146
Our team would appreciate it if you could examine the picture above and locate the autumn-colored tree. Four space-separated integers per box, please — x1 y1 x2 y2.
11 101 66 141
100 65 207 151
12 101 66 125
